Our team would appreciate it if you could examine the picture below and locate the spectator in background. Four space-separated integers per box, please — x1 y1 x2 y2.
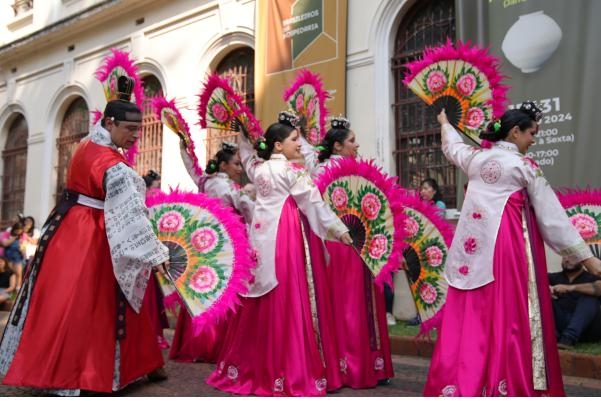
550 258 601 349
1 222 25 290
0 256 16 307
419 178 446 216
21 216 40 266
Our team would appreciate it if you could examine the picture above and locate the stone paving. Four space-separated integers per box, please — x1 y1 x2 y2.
1 311 601 396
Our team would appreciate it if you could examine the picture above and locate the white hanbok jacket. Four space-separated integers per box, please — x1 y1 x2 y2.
180 142 255 225
442 123 592 290
238 134 349 297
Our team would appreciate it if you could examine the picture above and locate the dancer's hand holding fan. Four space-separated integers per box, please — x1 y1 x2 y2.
403 40 509 145
283 69 329 146
198 74 263 143
315 157 407 286
146 189 256 334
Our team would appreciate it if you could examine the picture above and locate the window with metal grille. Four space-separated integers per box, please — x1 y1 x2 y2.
392 0 456 208
1 114 28 227
56 97 89 205
134 75 164 177
205 47 255 160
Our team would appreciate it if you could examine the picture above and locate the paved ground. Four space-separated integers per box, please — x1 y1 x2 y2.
1 311 601 396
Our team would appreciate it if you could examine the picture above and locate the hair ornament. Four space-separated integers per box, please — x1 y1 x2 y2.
493 120 501 133
221 141 238 153
331 115 351 130
316 145 327 152
208 159 218 170
258 139 268 150
519 101 543 122
278 110 300 128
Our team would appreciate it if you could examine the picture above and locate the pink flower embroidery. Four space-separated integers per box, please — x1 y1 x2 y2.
191 227 219 254
190 266 219 293
295 93 305 111
456 73 478 97
274 378 284 393
570 213 599 239
425 245 444 267
315 378 327 392
463 237 478 255
158 211 184 232
368 234 388 260
480 159 503 184
227 365 238 380
426 70 447 93
374 357 384 371
472 212 483 220
498 379 507 396
465 107 485 130
211 103 229 123
458 265 470 276
405 216 420 237
442 385 457 397
331 187 349 211
255 175 273 197
254 222 262 230
420 282 438 305
361 193 382 220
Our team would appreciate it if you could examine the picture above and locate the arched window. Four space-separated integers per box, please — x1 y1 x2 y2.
56 97 89 204
206 47 255 159
135 75 163 176
1 114 28 226
392 0 456 207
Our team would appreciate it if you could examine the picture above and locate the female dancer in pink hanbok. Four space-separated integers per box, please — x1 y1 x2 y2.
206 112 352 396
301 116 394 388
424 103 601 396
169 141 254 363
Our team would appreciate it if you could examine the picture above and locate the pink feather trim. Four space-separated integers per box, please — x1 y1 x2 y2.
151 96 203 177
282 69 330 144
94 48 145 108
146 188 256 334
555 187 601 209
403 39 510 120
416 305 444 340
314 157 408 286
198 73 263 141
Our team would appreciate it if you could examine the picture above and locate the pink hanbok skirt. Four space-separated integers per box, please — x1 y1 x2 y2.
168 309 227 363
205 196 342 396
424 190 564 396
325 241 394 388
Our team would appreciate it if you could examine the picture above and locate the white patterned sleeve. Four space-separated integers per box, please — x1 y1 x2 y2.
287 164 348 241
180 140 203 185
223 187 255 225
441 123 479 173
104 162 169 313
238 133 262 182
300 135 319 173
523 158 593 265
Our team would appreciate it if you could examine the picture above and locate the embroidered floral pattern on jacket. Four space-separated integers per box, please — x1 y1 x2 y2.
480 159 503 184
255 174 273 197
468 205 488 222
462 236 479 255
458 264 470 276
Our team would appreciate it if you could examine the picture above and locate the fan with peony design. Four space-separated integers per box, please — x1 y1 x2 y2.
396 191 455 329
93 48 146 164
315 157 407 286
283 69 329 146
198 73 263 143
403 40 509 145
151 96 203 180
146 189 255 334
556 188 601 258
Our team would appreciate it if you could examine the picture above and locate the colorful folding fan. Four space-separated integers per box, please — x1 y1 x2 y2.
403 40 509 145
198 73 263 143
315 157 407 286
146 189 256 333
151 96 203 179
556 187 601 258
94 48 145 164
396 191 455 328
283 69 329 146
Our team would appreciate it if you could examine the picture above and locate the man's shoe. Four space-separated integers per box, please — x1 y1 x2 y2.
147 367 168 382
406 315 421 326
557 336 576 350
386 313 396 326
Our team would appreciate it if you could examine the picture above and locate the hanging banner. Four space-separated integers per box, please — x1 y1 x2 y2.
255 0 348 126
484 0 601 188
